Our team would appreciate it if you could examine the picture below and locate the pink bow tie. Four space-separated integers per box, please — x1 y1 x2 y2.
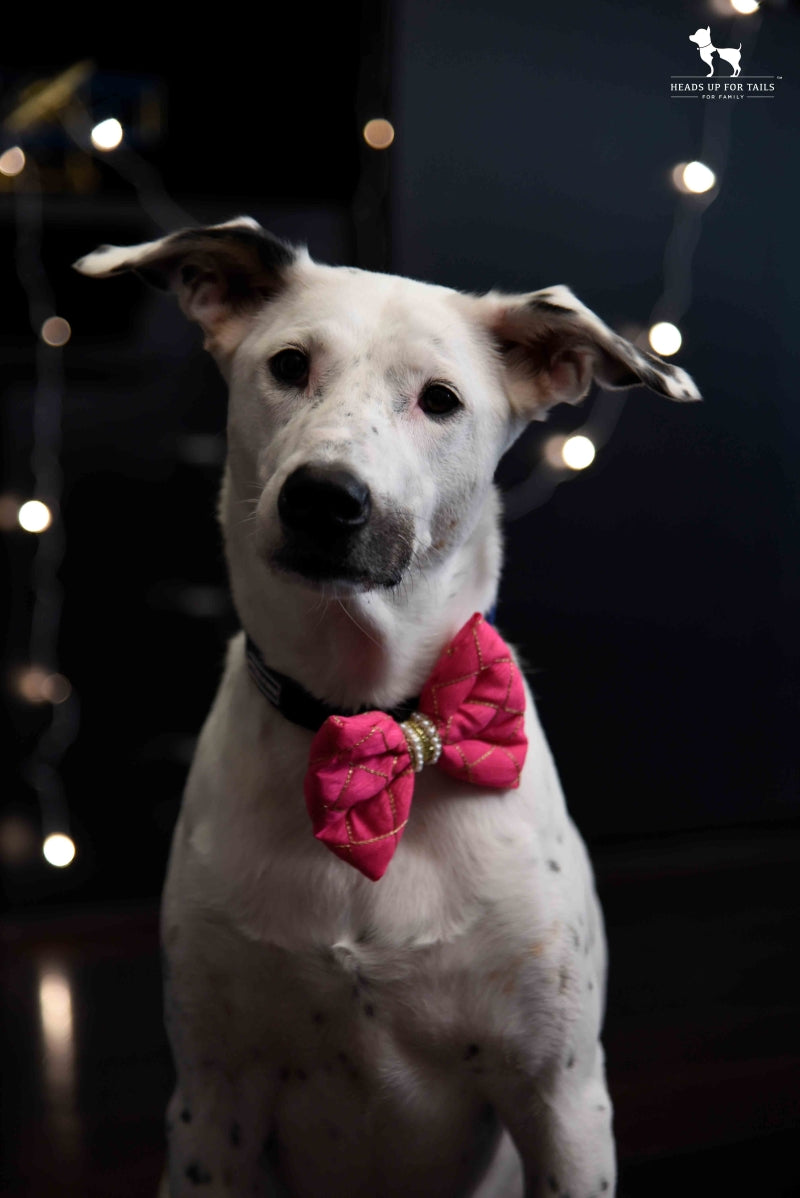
304 613 527 880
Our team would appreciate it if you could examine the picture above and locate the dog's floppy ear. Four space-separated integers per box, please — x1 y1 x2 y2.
73 217 299 357
479 285 700 421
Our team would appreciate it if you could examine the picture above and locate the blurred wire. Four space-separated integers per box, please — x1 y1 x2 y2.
503 12 762 522
59 102 196 232
11 157 80 846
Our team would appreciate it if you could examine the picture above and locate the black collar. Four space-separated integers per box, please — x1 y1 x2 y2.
244 634 419 732
244 605 497 733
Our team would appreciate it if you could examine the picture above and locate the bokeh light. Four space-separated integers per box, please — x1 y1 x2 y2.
363 118 395 149
18 499 52 533
41 316 72 347
43 833 76 868
90 118 123 151
648 322 682 356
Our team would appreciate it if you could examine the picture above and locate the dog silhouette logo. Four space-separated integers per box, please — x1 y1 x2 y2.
689 27 742 77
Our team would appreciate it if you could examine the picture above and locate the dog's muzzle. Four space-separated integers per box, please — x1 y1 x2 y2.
273 461 412 589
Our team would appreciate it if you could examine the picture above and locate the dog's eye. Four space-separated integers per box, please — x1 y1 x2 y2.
419 384 462 418
270 348 310 386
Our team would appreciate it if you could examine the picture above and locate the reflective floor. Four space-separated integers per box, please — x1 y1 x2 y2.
2 826 798 1197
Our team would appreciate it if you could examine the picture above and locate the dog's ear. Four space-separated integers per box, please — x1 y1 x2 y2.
73 217 299 358
478 285 700 422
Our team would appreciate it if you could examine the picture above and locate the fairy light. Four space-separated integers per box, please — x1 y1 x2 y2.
562 435 596 471
18 499 53 533
0 146 26 176
41 316 72 346
672 161 717 195
0 495 20 530
363 118 395 149
90 117 123 151
43 833 76 868
731 0 759 13
648 322 683 356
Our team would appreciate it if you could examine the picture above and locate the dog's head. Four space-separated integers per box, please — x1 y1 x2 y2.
75 218 699 597
689 27 711 45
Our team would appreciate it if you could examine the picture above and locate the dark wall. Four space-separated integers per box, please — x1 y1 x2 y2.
392 0 800 838
2 1 799 911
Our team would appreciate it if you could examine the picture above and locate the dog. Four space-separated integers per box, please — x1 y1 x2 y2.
75 218 699 1198
689 26 742 77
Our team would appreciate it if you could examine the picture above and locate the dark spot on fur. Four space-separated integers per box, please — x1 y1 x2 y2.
548 1177 559 1193
311 1011 325 1025
595 1104 607 1113
547 859 561 872
588 978 595 991
559 966 570 994
600 1181 609 1192
566 1053 575 1068
464 1044 480 1060
337 1051 361 1082
571 928 580 948
230 1121 241 1147
363 1002 375 1017
185 1161 212 1185
370 426 379 436
180 1107 192 1123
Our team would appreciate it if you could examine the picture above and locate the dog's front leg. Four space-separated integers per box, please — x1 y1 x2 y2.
163 1058 288 1198
488 1048 616 1198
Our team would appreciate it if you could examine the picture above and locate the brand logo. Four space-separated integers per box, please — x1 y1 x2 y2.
670 27 780 98
688 27 742 77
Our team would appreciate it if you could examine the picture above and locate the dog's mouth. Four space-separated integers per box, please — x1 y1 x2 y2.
272 539 408 592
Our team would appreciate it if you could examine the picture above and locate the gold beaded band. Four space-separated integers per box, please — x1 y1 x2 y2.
400 711 443 773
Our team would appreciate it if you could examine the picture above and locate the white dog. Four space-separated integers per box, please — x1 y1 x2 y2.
689 26 743 77
75 219 699 1198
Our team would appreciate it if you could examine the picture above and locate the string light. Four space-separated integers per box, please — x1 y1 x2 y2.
0 146 26 177
672 160 716 195
0 816 38 865
43 833 76 868
18 499 53 533
15 667 72 704
648 321 683 356
363 118 395 149
731 0 759 12
561 435 597 471
40 316 72 346
503 20 763 521
90 117 123 151
8 146 81 875
0 495 20 530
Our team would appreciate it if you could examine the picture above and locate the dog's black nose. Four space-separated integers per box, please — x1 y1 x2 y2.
278 464 372 538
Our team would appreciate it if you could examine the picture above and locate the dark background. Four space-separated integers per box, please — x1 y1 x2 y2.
2 2 799 1195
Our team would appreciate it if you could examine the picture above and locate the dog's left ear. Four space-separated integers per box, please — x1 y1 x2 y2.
73 217 299 359
477 284 700 421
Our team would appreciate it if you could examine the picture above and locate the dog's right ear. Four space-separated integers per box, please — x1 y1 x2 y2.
73 217 300 359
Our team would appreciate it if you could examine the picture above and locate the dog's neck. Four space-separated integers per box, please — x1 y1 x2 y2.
221 470 503 711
